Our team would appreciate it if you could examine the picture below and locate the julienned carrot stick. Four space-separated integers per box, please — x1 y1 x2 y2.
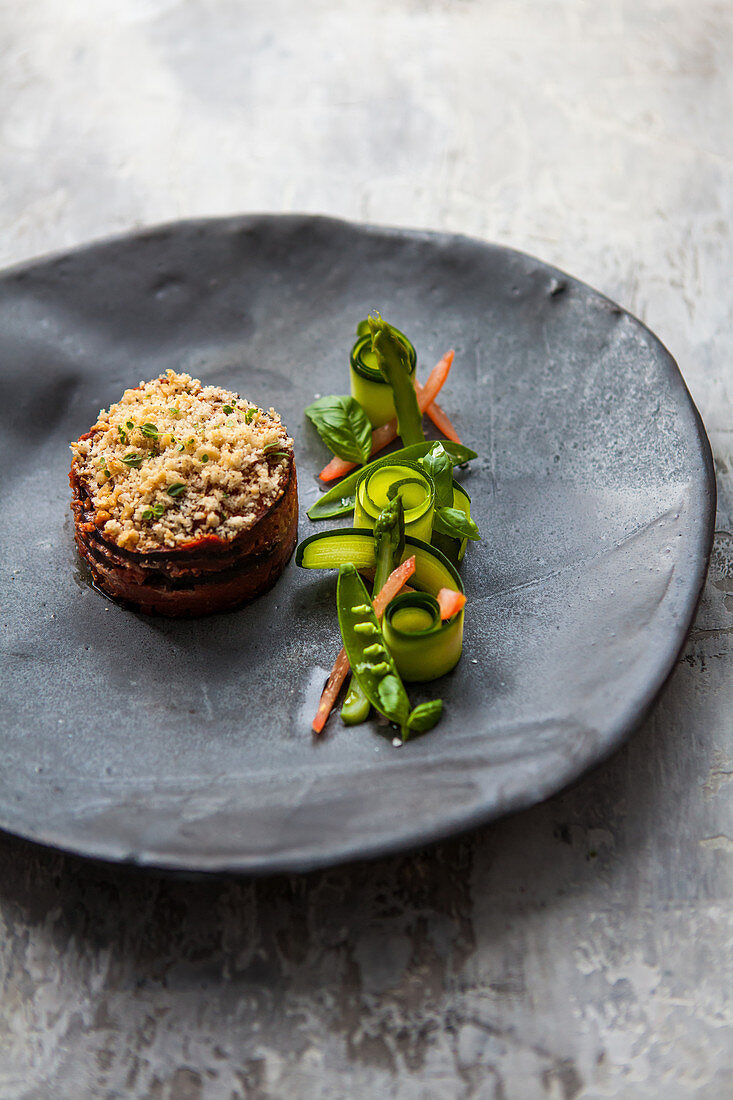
437 587 466 621
419 348 455 406
312 556 417 734
312 649 350 735
413 381 462 444
372 556 416 617
319 350 456 482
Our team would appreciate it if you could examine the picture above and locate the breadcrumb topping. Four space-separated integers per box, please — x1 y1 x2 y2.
70 370 293 552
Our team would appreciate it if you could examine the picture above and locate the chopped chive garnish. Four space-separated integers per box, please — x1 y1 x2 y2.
141 422 159 438
169 407 180 418
222 404 233 415
201 454 209 462
177 443 185 452
167 482 186 497
126 420 134 430
263 442 289 458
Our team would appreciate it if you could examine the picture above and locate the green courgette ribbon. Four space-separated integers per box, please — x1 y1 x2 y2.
383 592 464 682
354 460 435 542
307 440 477 521
296 529 464 597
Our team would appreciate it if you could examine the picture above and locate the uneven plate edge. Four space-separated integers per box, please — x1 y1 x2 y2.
0 213 718 874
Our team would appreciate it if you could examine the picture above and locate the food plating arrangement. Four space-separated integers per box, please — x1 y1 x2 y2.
69 311 477 746
299 313 479 743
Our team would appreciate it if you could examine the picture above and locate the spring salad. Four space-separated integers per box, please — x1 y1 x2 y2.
297 314 479 743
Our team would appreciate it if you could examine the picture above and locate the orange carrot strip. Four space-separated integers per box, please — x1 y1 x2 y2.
312 649 350 735
372 555 416 617
311 556 417 734
318 350 456 482
437 587 466 620
413 380 462 444
417 348 455 409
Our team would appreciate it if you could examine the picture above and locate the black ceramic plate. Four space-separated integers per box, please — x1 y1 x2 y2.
0 215 715 873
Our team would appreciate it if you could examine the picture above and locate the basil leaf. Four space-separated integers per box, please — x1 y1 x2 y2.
419 442 454 508
305 395 372 465
433 506 481 541
407 699 444 734
377 674 409 725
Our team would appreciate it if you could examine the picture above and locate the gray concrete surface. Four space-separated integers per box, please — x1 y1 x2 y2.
1 1 731 1096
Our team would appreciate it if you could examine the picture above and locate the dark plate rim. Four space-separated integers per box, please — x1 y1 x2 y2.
0 213 717 874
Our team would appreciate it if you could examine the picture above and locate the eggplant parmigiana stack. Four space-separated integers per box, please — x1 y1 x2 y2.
70 370 297 616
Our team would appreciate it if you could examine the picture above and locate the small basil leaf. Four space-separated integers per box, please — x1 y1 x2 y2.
304 395 372 465
407 699 444 734
420 442 454 508
377 674 409 724
433 506 481 541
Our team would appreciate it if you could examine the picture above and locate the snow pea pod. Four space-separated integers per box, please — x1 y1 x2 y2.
340 681 371 725
340 497 405 726
383 592 464 682
337 564 410 739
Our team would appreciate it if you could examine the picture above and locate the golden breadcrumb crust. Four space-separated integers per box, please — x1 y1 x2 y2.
70 370 293 553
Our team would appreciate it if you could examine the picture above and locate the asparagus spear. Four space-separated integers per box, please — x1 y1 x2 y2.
368 313 425 447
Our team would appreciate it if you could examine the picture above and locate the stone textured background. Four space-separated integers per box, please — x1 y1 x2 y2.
1 1 731 1097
